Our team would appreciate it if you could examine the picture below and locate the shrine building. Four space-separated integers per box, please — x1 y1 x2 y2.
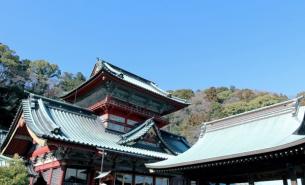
0 60 191 185
147 98 305 185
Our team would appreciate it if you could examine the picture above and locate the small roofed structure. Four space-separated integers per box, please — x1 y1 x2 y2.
147 97 305 185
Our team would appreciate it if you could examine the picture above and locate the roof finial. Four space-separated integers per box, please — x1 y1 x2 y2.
199 123 207 138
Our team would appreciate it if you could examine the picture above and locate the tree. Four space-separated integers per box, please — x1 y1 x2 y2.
0 155 29 185
57 72 86 92
208 102 225 119
236 89 256 102
168 89 194 100
0 44 29 128
27 60 61 95
204 87 218 102
0 43 86 128
247 94 287 109
223 101 249 116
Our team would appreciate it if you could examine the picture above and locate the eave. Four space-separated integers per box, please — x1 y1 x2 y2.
146 99 305 171
60 62 190 114
150 140 305 173
89 96 168 127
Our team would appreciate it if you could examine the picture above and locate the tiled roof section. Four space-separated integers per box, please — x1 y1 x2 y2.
119 118 155 144
204 98 300 133
146 98 305 169
61 60 190 105
159 130 190 154
119 119 182 155
22 94 172 159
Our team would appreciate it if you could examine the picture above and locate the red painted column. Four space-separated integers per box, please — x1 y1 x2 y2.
59 166 66 185
48 168 53 185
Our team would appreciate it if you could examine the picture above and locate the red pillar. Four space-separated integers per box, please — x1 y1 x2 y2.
58 166 66 185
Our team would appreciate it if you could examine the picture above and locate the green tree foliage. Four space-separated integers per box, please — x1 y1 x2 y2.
0 44 29 128
209 102 225 119
0 155 29 185
204 87 218 102
216 89 232 103
57 72 86 92
168 89 194 100
28 60 61 95
0 43 86 128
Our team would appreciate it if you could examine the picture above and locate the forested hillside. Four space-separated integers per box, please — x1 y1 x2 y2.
165 88 305 144
0 43 86 129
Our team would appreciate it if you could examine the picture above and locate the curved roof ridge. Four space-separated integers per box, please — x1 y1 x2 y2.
28 93 95 116
37 99 60 134
103 61 190 104
104 61 152 85
118 118 178 155
60 60 190 106
119 118 155 144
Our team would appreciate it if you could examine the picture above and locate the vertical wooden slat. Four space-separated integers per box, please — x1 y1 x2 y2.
290 166 298 185
301 168 305 185
283 178 288 185
249 179 255 185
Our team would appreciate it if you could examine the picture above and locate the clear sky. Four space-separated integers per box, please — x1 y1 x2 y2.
1 0 305 96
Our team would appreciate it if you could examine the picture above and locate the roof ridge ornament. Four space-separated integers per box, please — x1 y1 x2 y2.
199 123 207 139
292 96 303 117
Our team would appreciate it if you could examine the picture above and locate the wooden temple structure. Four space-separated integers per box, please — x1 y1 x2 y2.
0 60 190 185
147 98 305 185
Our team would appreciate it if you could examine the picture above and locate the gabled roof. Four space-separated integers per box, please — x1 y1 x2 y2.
61 60 190 107
1 94 172 159
119 118 190 154
119 118 156 144
146 98 305 169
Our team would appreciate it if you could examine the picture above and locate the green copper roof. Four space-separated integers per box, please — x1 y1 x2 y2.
119 118 189 155
119 118 156 144
102 62 188 104
146 98 305 169
21 94 172 159
159 130 190 154
61 61 190 105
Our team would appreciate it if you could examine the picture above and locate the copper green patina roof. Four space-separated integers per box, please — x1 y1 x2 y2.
20 94 173 159
119 118 156 144
60 60 190 105
119 118 189 155
146 98 305 169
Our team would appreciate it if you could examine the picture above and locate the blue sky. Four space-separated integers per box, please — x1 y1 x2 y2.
1 0 305 96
